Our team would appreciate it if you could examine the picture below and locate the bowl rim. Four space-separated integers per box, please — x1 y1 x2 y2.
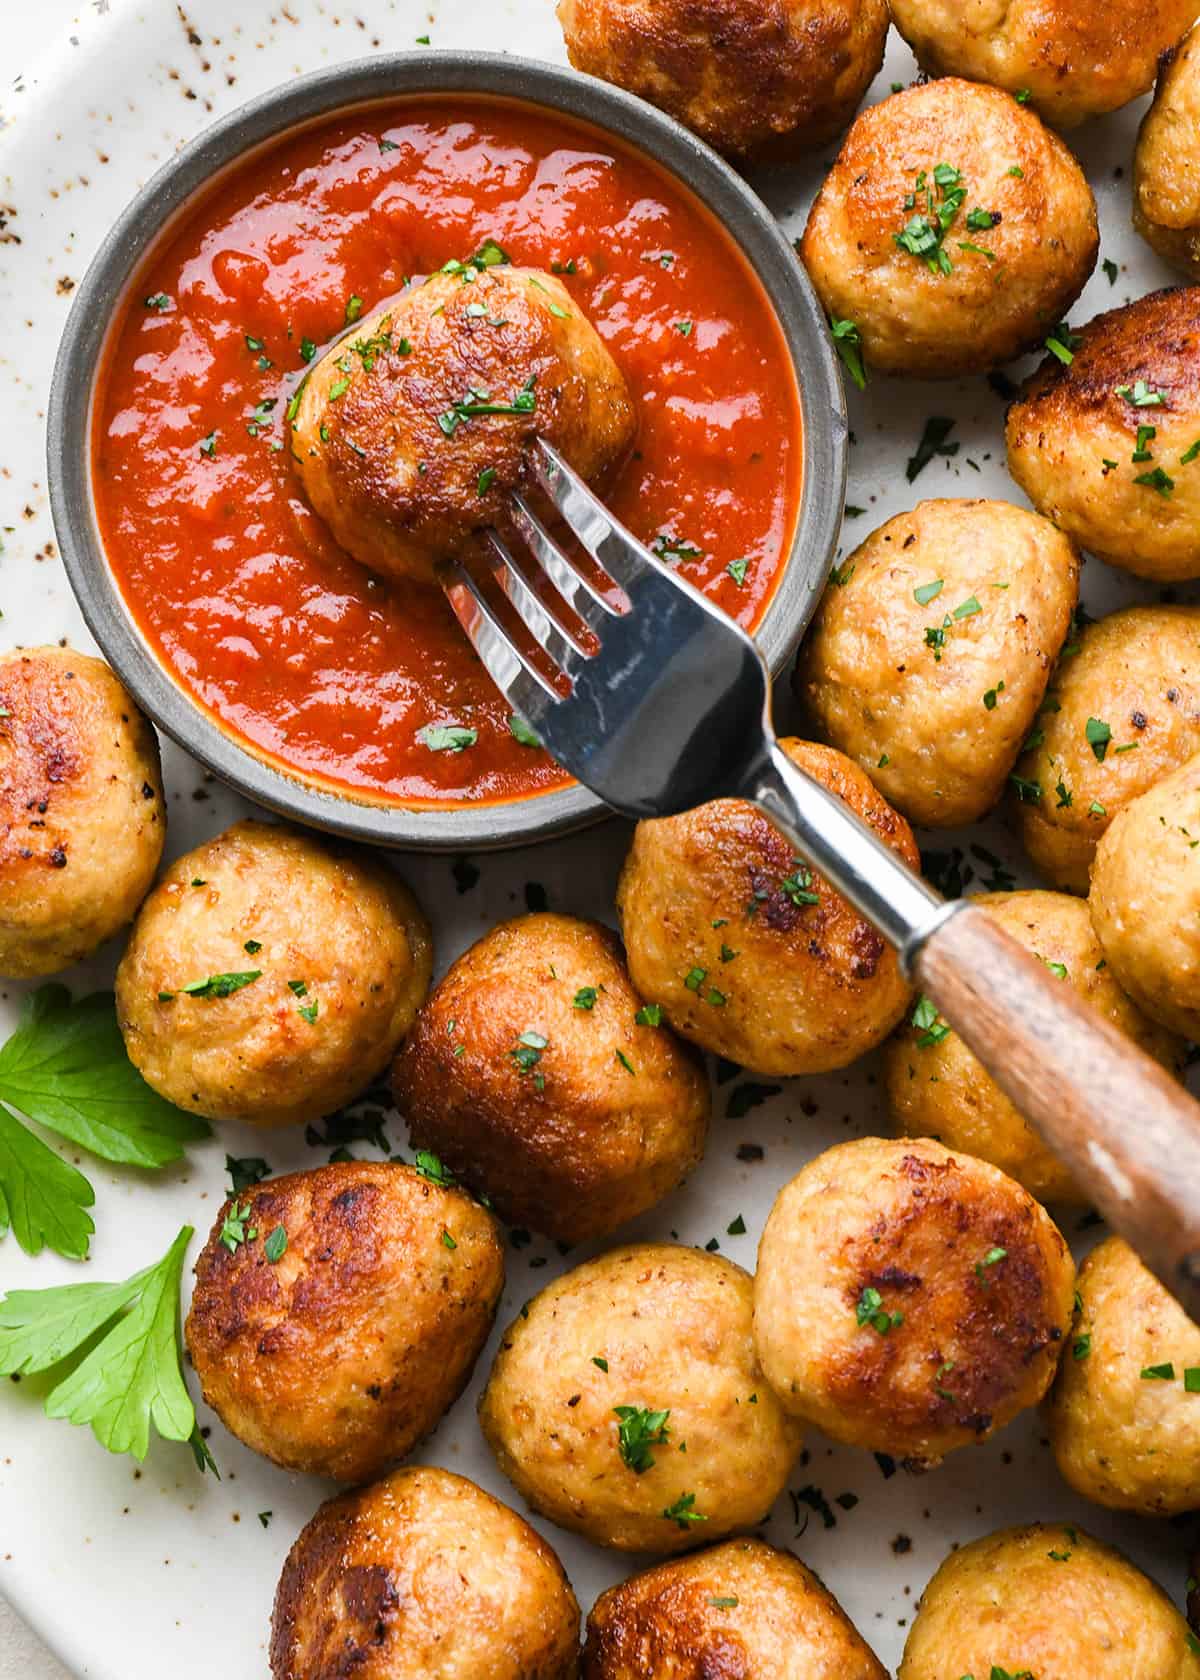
47 49 847 852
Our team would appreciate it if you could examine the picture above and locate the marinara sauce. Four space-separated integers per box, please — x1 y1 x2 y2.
93 97 803 808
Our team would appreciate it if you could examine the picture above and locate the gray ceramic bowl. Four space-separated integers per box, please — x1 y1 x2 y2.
48 51 847 852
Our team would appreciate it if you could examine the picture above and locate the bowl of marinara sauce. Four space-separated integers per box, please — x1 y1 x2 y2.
48 52 846 851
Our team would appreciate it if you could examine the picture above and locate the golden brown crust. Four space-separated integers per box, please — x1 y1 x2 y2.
616 739 916 1076
1135 28 1200 279
753 1137 1076 1465
0 646 164 977
186 1161 504 1483
885 892 1185 1204
478 1243 803 1553
1009 606 1200 890
583 1539 887 1679
293 266 634 585
800 79 1098 378
116 819 433 1126
391 912 708 1243
1089 753 1200 1039
1045 1236 1200 1515
898 1523 1200 1679
557 0 889 161
888 0 1200 128
1007 288 1200 581
270 1466 580 1680
798 499 1079 828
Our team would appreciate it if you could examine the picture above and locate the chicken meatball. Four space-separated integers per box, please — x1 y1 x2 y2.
1046 1236 1200 1515
187 1161 503 1483
898 1524 1200 1680
753 1137 1076 1467
392 913 708 1244
1090 754 1200 1039
800 80 1098 379
270 1466 580 1680
1007 288 1200 582
556 0 889 163
798 500 1079 827
887 1 1200 129
0 646 164 978
478 1244 803 1553
1009 606 1200 892
292 261 634 586
616 739 917 1076
1136 28 1200 279
116 819 432 1126
583 1538 887 1680
885 892 1185 1205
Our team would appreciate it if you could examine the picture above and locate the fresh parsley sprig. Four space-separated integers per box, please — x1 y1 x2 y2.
0 986 209 1259
0 1225 207 1467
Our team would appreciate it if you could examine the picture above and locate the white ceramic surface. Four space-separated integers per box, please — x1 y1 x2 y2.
1 3 1198 1678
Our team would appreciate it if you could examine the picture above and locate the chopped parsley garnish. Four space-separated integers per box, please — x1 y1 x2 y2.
674 320 693 336
413 1149 455 1187
1085 717 1111 761
684 966 707 992
593 1356 609 1371
829 560 856 587
1103 258 1118 284
573 987 599 1011
1055 777 1073 809
510 1030 547 1075
634 1004 663 1027
437 376 537 435
226 1155 270 1193
830 317 868 390
614 1404 670 1472
662 1492 707 1529
299 337 317 363
143 292 172 310
911 993 950 1048
953 595 982 620
1133 424 1156 462
509 713 542 748
893 164 969 275
1045 323 1081 364
856 1285 903 1335
907 416 959 481
780 861 820 906
983 682 1005 709
1136 466 1175 496
709 1596 738 1609
180 971 261 1000
975 1246 1007 1284
344 294 364 324
440 1228 457 1250
220 1201 257 1253
652 532 703 564
1181 439 1200 465
1142 1362 1175 1380
1009 773 1042 805
417 723 477 753
1116 379 1166 408
263 1225 288 1263
198 431 217 457
327 377 350 401
727 558 750 586
914 578 944 606
1073 1333 1092 1360
615 1049 636 1075
477 466 496 496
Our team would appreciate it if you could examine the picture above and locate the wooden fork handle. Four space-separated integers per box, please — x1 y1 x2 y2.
916 903 1200 1320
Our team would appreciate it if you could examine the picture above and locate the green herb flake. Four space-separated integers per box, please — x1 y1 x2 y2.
662 1492 707 1529
264 1225 288 1263
1116 379 1166 408
1085 717 1112 761
634 1005 663 1027
573 987 600 1011
615 1049 636 1076
1103 258 1118 284
907 416 959 481
417 723 478 753
830 317 867 390
614 1404 671 1472
220 1201 257 1253
914 578 944 606
727 558 750 586
180 971 261 1000
856 1285 903 1336
1141 1362 1176 1380
1136 466 1175 497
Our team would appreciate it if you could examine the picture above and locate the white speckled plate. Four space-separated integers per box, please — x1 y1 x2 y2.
0 3 1197 1677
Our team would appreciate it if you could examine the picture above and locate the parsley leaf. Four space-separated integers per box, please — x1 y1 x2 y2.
0 985 208 1168
663 1491 707 1529
614 1404 671 1472
830 317 868 390
907 416 959 481
0 1103 94 1259
509 713 542 748
1085 717 1111 762
417 723 478 753
0 1226 199 1463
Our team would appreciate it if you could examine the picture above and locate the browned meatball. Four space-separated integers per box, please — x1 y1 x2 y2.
753 1137 1076 1467
392 913 708 1244
293 261 634 586
887 0 1200 129
1135 27 1200 279
270 1466 580 1680
0 646 164 977
800 79 1098 378
617 739 917 1075
583 1539 887 1679
1008 605 1200 892
1007 288 1200 581
557 0 890 163
186 1161 503 1483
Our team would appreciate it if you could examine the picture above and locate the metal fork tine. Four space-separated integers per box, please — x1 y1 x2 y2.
486 530 592 668
439 558 561 714
508 491 627 625
531 437 655 590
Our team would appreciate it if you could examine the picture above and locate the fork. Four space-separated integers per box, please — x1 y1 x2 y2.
441 437 1200 1320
